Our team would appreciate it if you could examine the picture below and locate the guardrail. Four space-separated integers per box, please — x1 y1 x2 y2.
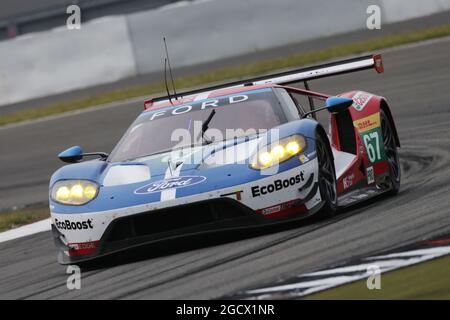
0 0 449 107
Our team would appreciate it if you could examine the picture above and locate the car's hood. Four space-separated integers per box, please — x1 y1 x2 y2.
101 137 260 186
50 119 319 214
50 137 271 213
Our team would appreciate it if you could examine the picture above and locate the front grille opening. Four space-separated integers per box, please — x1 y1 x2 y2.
108 199 248 242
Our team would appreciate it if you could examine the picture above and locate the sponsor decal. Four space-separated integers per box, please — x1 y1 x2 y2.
353 113 380 132
147 95 248 121
144 88 273 120
220 190 243 201
262 205 282 216
135 175 206 194
67 241 100 257
343 173 355 190
260 200 304 216
361 127 386 164
352 91 373 111
367 166 375 184
55 218 93 230
69 242 97 250
251 171 305 197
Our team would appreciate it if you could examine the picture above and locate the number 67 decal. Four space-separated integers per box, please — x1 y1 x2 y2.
363 130 384 163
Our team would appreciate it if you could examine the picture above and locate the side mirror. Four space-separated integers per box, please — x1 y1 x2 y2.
325 97 353 113
58 146 109 163
58 146 83 163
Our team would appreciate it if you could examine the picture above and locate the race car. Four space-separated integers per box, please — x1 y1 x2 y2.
49 54 400 264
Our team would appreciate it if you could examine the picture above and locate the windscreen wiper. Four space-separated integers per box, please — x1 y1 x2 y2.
199 109 216 145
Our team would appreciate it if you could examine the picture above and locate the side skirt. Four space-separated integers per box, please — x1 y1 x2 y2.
337 185 390 208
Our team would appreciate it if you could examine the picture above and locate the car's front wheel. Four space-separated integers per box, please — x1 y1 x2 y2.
315 130 338 219
381 109 401 195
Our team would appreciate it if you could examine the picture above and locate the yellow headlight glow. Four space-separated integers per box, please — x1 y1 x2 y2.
258 152 273 168
285 141 300 155
70 184 84 199
250 135 306 170
55 186 70 201
83 185 97 200
52 180 98 205
271 145 285 159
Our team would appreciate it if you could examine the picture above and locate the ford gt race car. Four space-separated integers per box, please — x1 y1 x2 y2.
49 54 400 264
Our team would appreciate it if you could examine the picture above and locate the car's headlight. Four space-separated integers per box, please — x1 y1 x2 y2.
51 180 99 205
250 135 306 170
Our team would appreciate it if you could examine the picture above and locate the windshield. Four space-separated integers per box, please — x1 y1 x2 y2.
109 88 285 162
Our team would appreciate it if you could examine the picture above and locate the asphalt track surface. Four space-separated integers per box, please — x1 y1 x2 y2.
1 37 450 299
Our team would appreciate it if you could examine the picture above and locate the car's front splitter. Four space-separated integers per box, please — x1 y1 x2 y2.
52 193 323 265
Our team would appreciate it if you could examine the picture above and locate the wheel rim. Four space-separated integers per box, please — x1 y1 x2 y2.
381 112 400 182
317 138 337 204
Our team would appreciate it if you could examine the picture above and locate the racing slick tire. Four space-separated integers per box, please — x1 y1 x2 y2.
315 129 338 219
381 109 401 195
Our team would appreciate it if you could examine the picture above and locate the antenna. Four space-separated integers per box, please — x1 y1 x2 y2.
164 58 174 105
163 37 178 100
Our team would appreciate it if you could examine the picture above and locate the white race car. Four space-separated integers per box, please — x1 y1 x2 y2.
49 54 400 264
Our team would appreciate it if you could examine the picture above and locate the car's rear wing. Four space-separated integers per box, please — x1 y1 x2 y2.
146 54 383 107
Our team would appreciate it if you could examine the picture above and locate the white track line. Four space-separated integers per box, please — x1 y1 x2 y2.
244 245 450 297
0 218 51 243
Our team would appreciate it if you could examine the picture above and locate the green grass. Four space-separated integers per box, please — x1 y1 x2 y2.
2 24 450 127
0 205 50 233
306 255 450 300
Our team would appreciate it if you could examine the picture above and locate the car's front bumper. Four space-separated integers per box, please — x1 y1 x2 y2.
52 195 322 265
53 197 264 264
51 160 321 264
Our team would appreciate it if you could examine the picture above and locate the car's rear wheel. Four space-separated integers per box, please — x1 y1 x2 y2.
381 109 401 194
315 131 338 218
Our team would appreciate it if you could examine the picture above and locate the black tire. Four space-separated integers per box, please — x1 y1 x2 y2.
315 130 338 219
380 109 401 195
